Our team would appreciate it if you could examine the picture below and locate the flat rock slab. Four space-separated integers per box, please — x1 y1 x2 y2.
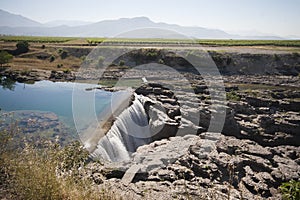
121 164 142 185
130 134 201 172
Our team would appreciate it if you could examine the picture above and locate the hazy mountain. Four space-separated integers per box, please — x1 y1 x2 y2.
0 15 233 39
44 20 93 27
0 9 288 39
0 9 41 27
226 30 284 40
286 35 300 39
243 35 284 40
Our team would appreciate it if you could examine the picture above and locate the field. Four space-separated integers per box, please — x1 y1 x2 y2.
0 36 78 43
196 39 300 47
1 35 300 73
1 35 300 47
88 38 300 47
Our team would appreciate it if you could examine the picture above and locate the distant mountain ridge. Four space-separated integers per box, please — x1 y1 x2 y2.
44 20 93 27
0 9 42 27
0 9 287 39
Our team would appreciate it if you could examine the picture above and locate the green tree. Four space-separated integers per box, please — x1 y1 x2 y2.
16 41 29 54
49 55 55 62
0 51 13 67
119 60 125 66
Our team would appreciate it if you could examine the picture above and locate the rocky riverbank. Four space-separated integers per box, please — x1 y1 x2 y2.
1 48 299 83
0 68 76 83
80 77 299 200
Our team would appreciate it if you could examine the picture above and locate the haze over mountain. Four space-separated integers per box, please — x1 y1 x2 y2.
44 20 93 27
0 9 41 27
0 9 285 39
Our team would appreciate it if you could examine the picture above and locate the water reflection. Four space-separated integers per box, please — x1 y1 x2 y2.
0 76 16 91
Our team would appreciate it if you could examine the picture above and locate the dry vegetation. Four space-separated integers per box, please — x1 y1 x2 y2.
0 42 82 71
0 39 86 72
0 119 120 200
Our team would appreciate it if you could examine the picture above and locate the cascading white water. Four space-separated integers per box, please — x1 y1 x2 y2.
91 93 152 162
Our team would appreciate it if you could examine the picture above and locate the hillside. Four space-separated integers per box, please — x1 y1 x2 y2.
0 9 41 27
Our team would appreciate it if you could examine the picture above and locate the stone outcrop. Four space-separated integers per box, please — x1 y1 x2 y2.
209 51 300 76
96 49 300 78
83 77 299 199
0 69 75 82
85 133 299 199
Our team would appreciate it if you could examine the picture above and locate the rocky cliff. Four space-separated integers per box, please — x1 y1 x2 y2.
106 49 300 76
1 48 299 82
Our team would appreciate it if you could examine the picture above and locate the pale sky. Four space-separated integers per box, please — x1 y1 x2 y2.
0 0 299 37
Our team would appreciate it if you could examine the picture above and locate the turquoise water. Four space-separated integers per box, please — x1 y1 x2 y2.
0 80 112 128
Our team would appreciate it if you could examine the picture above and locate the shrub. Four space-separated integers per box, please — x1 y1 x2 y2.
8 144 62 200
158 59 164 64
57 141 89 174
0 51 13 67
0 115 121 200
20 69 31 76
280 180 300 200
0 132 119 200
57 64 63 68
226 91 241 101
50 55 55 62
16 41 29 54
63 68 71 74
119 60 125 66
146 51 158 59
57 48 63 54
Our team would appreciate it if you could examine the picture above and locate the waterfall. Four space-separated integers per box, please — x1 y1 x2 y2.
91 93 152 162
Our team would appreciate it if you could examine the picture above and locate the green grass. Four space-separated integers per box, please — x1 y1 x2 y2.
1 35 300 47
88 38 194 44
87 38 300 47
0 35 78 43
196 39 300 47
280 180 300 200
